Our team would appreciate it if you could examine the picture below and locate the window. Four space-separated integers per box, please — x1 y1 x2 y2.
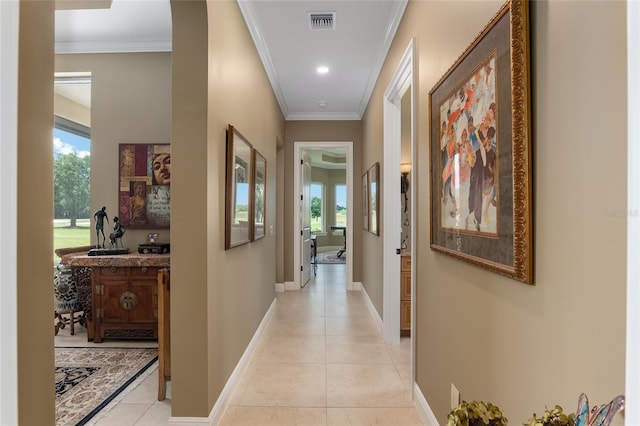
335 184 347 227
310 183 324 232
53 116 91 261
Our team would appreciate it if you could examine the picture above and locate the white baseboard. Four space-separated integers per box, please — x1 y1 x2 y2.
414 383 440 426
275 283 285 292
284 281 297 291
350 281 362 291
167 298 277 426
167 416 210 425
359 283 383 337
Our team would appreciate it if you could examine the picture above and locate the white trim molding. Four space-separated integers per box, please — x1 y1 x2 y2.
359 283 383 337
414 383 440 426
382 38 416 346
284 281 297 291
0 2 19 424
356 0 408 118
55 40 172 54
627 0 640 422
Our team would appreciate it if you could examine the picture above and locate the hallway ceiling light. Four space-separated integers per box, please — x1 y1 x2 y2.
317 66 329 74
318 101 328 108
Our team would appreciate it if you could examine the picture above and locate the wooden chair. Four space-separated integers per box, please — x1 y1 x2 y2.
157 268 171 400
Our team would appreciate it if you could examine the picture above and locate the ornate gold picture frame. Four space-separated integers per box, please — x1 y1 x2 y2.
428 0 532 284
225 125 253 249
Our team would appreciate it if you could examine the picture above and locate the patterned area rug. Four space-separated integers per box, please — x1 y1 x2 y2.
316 251 346 264
55 347 157 425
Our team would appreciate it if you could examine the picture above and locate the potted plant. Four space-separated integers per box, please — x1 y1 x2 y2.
525 405 575 426
447 400 509 426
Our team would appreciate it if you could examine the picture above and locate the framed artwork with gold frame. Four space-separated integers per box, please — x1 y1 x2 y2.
428 0 532 284
225 125 253 249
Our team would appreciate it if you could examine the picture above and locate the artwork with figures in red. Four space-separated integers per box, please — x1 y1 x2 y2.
118 144 170 229
438 52 498 236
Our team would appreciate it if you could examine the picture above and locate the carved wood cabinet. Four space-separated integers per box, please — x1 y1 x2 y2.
92 265 160 343
60 252 170 343
400 255 411 336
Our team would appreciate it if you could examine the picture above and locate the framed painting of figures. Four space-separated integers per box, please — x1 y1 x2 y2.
118 144 170 229
428 0 532 284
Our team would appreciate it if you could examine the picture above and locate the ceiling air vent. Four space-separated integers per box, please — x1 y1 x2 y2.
309 12 336 30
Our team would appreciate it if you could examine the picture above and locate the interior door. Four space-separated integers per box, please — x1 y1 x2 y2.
300 151 312 287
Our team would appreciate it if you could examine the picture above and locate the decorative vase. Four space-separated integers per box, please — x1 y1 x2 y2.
54 264 82 312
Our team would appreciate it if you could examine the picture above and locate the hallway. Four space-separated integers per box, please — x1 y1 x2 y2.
219 264 423 425
87 263 424 425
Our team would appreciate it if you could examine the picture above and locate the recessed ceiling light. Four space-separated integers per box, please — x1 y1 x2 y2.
317 66 329 74
318 101 328 108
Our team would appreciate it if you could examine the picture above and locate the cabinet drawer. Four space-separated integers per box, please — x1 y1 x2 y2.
97 266 129 277
401 272 411 300
400 300 411 330
401 256 411 272
131 266 160 279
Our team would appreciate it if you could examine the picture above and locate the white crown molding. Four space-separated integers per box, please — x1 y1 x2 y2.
237 0 290 119
286 111 362 121
55 40 172 54
357 0 408 117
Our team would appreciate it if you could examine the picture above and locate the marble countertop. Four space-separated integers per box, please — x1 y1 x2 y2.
61 251 170 268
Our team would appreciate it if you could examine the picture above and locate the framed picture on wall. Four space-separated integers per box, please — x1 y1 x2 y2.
252 149 266 241
225 125 253 249
428 0 532 284
367 162 380 236
118 144 170 229
362 172 369 231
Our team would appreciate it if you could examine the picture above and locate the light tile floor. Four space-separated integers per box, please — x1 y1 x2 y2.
55 264 423 425
220 264 423 426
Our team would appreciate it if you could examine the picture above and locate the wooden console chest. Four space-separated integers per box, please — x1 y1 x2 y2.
400 255 411 336
60 252 170 343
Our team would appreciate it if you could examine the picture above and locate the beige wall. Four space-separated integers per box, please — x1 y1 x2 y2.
362 0 627 423
18 2 55 424
55 52 172 246
171 0 284 417
283 121 363 283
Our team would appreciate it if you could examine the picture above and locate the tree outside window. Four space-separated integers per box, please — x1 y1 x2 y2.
335 184 347 227
53 118 91 261
311 183 323 232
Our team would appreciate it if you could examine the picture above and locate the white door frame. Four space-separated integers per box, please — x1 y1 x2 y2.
382 37 416 370
0 2 19 423
293 141 354 290
627 1 639 422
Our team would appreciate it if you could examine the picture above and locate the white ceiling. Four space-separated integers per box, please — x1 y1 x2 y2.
54 0 407 121
305 148 346 170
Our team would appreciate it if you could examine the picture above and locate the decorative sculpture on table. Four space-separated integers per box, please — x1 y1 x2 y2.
109 216 125 248
93 206 109 248
88 209 130 256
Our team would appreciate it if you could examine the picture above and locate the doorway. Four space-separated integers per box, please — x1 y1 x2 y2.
293 142 354 291
382 39 416 390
